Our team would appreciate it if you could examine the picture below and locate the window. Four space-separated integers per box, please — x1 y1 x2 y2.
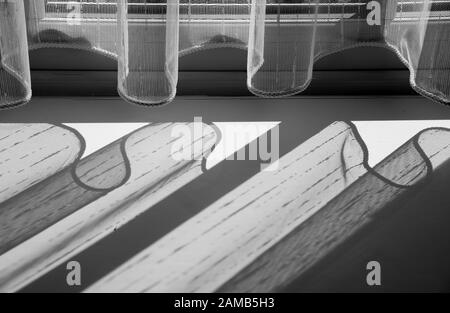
26 1 450 98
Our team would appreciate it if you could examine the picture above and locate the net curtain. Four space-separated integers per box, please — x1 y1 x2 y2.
0 0 449 108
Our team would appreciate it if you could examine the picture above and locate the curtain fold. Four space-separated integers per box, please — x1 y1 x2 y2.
0 0 31 108
0 0 449 107
118 0 179 105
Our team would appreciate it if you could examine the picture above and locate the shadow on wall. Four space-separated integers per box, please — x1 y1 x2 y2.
7 120 450 293
287 157 450 293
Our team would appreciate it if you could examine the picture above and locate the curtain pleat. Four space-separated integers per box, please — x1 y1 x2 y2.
248 0 318 96
118 0 179 105
0 0 449 107
0 0 31 108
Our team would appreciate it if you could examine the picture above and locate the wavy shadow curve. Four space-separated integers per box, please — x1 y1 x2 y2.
0 120 223 258
0 123 130 255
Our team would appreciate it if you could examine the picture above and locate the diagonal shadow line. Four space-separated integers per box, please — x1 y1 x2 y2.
16 125 279 293
284 155 450 292
85 123 450 292
0 120 223 255
19 120 449 292
0 120 223 251
0 120 222 291
0 122 132 255
212 126 450 293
